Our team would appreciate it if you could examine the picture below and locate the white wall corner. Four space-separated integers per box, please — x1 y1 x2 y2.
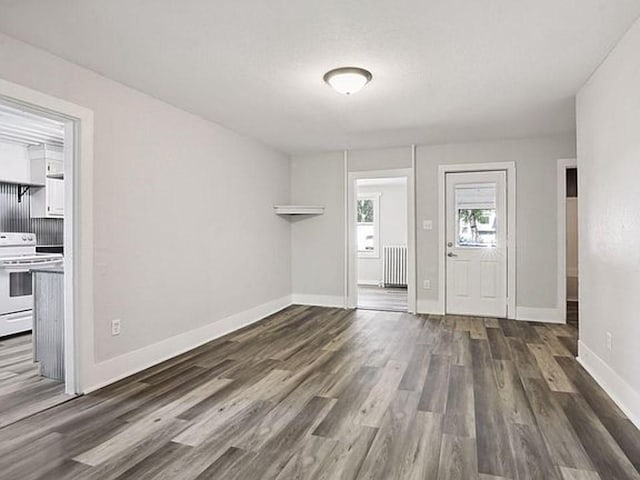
578 340 640 430
84 294 293 393
291 293 346 308
515 306 564 323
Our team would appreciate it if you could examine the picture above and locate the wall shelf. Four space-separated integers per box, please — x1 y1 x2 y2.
274 205 324 215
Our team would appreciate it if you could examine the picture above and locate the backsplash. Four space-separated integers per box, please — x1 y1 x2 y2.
0 182 63 245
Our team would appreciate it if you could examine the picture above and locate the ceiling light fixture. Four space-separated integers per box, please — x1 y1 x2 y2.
323 67 373 95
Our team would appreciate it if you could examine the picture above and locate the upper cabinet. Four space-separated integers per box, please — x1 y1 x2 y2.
29 145 64 218
0 141 36 185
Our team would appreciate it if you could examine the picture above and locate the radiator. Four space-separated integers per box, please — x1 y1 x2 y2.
383 245 408 287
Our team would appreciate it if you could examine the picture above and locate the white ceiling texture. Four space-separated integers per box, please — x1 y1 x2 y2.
0 0 639 154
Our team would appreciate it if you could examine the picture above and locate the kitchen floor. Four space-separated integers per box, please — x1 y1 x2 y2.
357 285 408 312
0 332 72 428
0 305 638 479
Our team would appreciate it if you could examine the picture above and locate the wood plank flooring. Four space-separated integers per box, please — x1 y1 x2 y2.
357 285 408 312
1 305 639 480
0 332 71 428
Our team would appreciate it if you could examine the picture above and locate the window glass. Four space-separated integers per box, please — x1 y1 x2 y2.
357 224 375 253
357 195 379 256
357 199 374 223
455 183 497 247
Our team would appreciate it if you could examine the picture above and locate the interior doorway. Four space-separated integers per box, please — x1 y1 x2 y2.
356 177 408 311
0 83 86 426
347 168 416 313
565 166 579 328
445 171 508 317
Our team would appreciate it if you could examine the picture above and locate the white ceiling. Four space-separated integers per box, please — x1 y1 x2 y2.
0 1 639 154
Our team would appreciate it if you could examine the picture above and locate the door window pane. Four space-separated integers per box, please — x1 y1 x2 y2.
455 183 497 247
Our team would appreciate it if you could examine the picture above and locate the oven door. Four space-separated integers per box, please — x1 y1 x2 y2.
0 265 34 315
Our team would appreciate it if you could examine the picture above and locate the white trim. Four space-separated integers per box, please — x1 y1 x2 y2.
291 294 345 308
358 280 381 287
557 158 578 325
578 340 640 429
410 145 417 314
515 306 564 323
0 78 94 395
437 162 517 319
347 167 416 313
85 295 292 393
343 151 349 309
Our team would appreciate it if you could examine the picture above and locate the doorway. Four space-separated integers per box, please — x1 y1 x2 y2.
347 168 416 313
566 167 578 327
0 78 92 425
445 171 508 317
356 177 408 311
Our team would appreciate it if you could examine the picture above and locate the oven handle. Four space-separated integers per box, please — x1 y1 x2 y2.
0 258 63 271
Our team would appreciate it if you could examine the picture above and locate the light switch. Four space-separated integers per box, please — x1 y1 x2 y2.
423 220 433 230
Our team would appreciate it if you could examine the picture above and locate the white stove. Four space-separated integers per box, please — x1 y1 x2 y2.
0 232 63 337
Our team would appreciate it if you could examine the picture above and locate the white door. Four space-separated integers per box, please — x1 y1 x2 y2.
445 171 507 317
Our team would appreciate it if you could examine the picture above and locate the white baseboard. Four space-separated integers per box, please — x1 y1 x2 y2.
84 295 293 393
515 306 564 323
357 280 380 287
291 294 346 308
578 340 640 429
416 299 444 315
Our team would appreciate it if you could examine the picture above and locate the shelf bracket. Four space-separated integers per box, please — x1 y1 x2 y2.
17 185 30 203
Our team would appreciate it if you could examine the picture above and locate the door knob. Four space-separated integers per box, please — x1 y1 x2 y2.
447 252 457 257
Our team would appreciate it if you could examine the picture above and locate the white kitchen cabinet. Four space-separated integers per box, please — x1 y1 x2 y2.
31 177 64 217
28 144 64 218
29 145 64 184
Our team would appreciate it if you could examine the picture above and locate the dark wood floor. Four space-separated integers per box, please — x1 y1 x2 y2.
357 285 408 312
0 332 71 428
1 305 638 480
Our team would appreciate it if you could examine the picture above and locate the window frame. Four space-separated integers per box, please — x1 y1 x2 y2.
357 192 381 258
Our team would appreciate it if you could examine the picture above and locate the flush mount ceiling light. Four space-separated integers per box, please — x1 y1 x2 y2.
323 67 373 95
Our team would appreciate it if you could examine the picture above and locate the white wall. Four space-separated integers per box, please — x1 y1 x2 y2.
416 136 575 318
290 152 345 306
576 17 640 426
0 33 291 389
290 136 576 318
357 181 408 285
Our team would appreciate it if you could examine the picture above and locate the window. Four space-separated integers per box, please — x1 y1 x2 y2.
455 183 497 247
357 194 380 257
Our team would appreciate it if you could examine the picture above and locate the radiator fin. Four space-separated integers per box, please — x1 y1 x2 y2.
383 245 408 287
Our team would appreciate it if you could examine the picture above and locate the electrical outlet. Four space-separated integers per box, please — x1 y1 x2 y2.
111 318 121 336
423 280 431 289
606 332 612 351
423 220 433 230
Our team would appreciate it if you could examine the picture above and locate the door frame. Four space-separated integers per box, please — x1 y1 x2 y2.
556 158 577 325
438 162 516 318
0 78 94 394
347 167 416 313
